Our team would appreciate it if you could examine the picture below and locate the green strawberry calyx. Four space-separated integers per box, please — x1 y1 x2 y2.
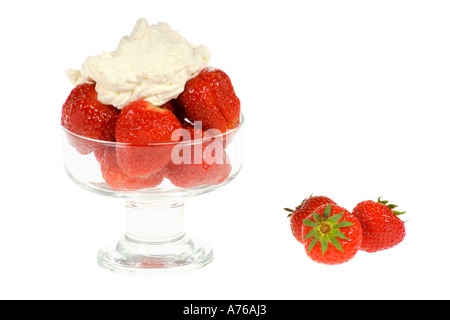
284 207 296 218
377 197 406 216
284 194 312 218
302 204 354 255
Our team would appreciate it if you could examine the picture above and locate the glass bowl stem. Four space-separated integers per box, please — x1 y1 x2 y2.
97 197 213 274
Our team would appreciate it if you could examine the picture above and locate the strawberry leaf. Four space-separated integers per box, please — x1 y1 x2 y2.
323 204 332 220
328 211 343 223
329 236 344 252
303 218 316 228
284 208 294 218
320 237 329 255
312 212 323 223
335 221 354 228
303 230 318 240
308 236 320 252
333 229 349 240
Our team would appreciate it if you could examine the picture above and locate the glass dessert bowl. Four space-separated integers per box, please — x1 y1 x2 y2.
61 115 244 275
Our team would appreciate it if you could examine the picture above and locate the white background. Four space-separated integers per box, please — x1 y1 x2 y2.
1 0 449 300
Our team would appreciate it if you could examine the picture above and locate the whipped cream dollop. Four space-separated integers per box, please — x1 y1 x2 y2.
67 19 211 109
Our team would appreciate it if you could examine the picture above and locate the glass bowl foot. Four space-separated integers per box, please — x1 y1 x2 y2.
97 235 213 275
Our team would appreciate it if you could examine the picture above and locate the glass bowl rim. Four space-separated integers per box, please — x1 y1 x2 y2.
62 113 245 147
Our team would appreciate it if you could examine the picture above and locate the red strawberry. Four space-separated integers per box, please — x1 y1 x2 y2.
159 99 185 122
98 147 165 191
285 195 337 243
181 118 236 150
176 67 240 133
165 123 231 188
177 122 207 142
115 99 182 177
352 197 406 253
61 83 120 154
301 204 362 265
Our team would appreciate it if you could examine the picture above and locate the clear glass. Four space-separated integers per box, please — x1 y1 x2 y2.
61 115 244 275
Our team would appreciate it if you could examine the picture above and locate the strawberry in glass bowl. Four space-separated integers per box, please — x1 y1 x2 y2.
61 65 243 274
